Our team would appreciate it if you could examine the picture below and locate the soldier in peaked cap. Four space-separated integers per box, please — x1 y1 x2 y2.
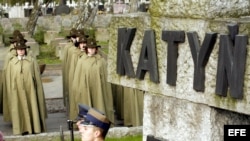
78 108 111 141
1 32 31 117
2 41 47 135
62 28 79 114
66 30 87 116
67 35 88 120
71 37 115 124
66 28 78 39
77 35 88 52
5 31 27 62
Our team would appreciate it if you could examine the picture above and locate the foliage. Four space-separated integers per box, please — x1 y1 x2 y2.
98 41 109 54
65 135 142 141
36 44 61 64
2 33 12 46
106 135 142 141
12 23 23 31
58 27 70 38
30 135 142 141
33 26 45 44
84 27 96 39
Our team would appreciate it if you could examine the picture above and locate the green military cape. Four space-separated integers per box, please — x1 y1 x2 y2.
3 55 47 135
67 47 82 120
123 87 144 127
72 53 115 123
1 44 34 115
111 84 124 120
62 41 75 109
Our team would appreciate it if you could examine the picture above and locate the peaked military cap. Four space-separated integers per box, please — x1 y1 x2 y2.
86 38 101 48
76 104 90 120
14 41 29 49
78 35 88 43
66 28 78 38
80 108 111 137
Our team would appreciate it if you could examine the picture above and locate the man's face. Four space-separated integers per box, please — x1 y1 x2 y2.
79 125 98 141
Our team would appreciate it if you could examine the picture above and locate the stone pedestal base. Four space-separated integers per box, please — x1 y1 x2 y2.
26 39 40 57
50 37 68 60
143 93 250 141
44 31 59 45
58 41 69 60
96 28 109 42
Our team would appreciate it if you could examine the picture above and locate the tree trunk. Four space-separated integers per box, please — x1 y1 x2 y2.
26 0 52 37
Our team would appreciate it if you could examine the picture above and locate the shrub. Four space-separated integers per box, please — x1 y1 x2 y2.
33 26 45 44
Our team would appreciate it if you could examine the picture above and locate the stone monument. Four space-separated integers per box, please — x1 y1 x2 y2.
107 0 250 141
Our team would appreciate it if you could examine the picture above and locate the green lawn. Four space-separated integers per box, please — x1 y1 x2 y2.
36 44 61 64
73 135 142 141
30 135 142 141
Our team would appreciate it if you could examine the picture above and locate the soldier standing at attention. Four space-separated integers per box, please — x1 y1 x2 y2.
68 35 88 120
72 38 115 124
62 28 78 115
2 41 47 135
1 31 28 122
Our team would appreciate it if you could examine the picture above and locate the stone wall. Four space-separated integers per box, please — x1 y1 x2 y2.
0 14 112 40
107 0 250 141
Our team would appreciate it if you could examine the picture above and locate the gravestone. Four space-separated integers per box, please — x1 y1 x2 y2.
96 28 109 42
25 38 40 57
58 41 69 60
44 31 59 45
50 37 67 59
54 0 70 15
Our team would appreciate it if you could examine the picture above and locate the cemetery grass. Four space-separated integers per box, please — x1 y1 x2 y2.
37 41 108 65
72 135 142 141
30 135 142 141
37 44 61 65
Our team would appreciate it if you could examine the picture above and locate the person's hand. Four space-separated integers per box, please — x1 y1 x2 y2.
76 119 84 129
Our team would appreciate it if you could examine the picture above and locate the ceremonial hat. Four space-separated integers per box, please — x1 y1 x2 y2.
14 41 29 49
78 35 88 43
80 108 111 137
77 104 90 120
66 28 78 38
86 38 101 48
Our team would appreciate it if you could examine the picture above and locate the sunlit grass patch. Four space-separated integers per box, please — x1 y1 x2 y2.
37 44 61 64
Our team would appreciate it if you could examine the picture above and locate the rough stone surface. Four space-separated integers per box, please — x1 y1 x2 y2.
143 93 250 141
107 13 250 115
107 2 250 141
58 41 69 60
44 31 60 45
46 98 66 113
25 41 40 57
150 0 250 19
95 27 110 42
